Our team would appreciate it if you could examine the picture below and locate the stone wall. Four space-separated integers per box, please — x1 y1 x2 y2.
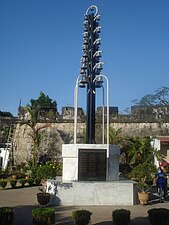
1 105 169 165
12 122 85 165
11 121 169 165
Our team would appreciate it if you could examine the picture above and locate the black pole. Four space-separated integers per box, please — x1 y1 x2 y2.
86 13 96 144
80 6 103 144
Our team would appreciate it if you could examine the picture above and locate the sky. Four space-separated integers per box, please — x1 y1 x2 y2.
0 0 169 116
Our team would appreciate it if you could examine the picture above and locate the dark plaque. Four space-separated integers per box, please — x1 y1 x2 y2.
78 149 106 181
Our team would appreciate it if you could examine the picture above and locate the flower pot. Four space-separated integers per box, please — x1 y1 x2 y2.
37 193 50 206
138 192 150 205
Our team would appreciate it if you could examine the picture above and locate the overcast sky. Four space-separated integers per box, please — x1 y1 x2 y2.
0 0 169 116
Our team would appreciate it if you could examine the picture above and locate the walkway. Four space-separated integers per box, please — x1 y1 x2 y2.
0 186 169 225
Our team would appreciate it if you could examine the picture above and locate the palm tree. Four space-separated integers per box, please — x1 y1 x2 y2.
21 106 50 166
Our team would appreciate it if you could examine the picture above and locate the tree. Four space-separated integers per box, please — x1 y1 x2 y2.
132 86 169 106
28 92 58 122
21 106 50 166
28 91 57 110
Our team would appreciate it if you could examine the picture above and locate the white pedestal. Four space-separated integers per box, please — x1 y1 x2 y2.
62 144 120 181
47 179 137 205
47 144 137 206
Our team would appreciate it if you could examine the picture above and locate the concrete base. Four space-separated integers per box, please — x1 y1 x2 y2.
47 179 137 206
62 144 120 181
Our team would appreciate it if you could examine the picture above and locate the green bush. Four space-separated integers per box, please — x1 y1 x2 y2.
27 178 34 186
72 209 92 225
32 207 55 225
36 163 57 181
148 208 169 225
34 178 41 185
9 179 17 188
0 207 14 225
0 179 8 189
19 178 27 187
112 209 131 225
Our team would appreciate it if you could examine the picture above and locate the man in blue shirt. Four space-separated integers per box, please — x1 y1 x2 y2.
156 167 168 199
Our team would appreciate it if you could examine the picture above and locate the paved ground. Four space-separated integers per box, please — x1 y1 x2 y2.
0 186 169 225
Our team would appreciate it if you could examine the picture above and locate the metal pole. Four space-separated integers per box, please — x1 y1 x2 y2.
93 75 109 145
74 75 82 144
102 84 105 144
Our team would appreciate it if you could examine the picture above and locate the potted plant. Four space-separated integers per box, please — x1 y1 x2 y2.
112 209 131 225
148 208 169 225
27 178 34 186
0 207 14 225
72 209 92 225
19 178 27 187
131 162 157 204
35 162 57 205
128 137 161 205
32 207 55 225
0 179 8 189
9 179 17 188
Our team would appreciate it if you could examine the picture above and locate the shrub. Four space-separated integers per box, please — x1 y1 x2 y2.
112 209 131 225
36 162 58 181
34 178 41 185
0 179 8 189
32 207 55 225
72 209 92 225
19 178 27 187
148 208 169 225
0 207 14 225
27 178 34 186
9 179 17 188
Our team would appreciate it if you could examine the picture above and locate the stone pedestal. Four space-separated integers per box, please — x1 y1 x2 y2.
47 144 137 205
62 144 120 181
47 179 137 205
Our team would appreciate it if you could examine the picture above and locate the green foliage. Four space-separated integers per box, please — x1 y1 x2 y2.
32 207 55 225
0 169 5 179
130 162 156 192
9 179 17 188
27 178 34 186
109 127 123 145
34 178 41 185
36 162 59 181
72 209 92 225
128 137 161 166
127 137 159 192
112 209 130 225
0 207 14 225
29 91 57 110
148 208 169 225
19 178 27 187
0 179 8 189
21 106 50 166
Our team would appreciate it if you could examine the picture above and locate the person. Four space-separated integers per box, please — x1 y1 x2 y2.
155 167 168 199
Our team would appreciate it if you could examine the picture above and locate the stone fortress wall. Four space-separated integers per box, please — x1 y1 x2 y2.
0 105 169 165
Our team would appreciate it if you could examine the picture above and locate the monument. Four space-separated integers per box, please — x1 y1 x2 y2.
48 5 137 205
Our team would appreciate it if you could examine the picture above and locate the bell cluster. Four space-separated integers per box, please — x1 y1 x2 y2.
79 8 104 87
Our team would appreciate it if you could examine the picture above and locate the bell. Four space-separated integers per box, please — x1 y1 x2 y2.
83 32 88 38
80 69 86 74
81 63 87 69
78 82 86 88
80 75 88 84
97 75 103 83
83 39 88 45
